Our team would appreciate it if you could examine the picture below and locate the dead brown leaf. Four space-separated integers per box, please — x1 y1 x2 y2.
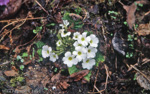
50 70 89 90
69 70 89 81
51 72 61 82
59 81 70 89
0 45 10 50
4 70 18 77
15 86 31 94
136 23 150 36
119 0 148 29
69 13 83 20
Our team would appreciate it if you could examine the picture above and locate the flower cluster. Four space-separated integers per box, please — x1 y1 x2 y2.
63 32 99 69
42 45 58 62
42 20 99 70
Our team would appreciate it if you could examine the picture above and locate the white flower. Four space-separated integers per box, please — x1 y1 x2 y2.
77 32 90 46
59 20 69 28
56 40 62 46
50 53 58 62
82 58 95 69
73 32 81 40
42 45 52 58
63 52 78 67
86 46 97 58
59 29 71 37
87 34 99 47
73 47 87 62
73 41 84 48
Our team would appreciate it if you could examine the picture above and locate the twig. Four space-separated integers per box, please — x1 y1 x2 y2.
115 56 117 70
104 64 109 89
144 11 150 16
93 64 100 93
130 65 150 83
94 85 101 94
88 90 105 94
34 0 49 15
0 17 27 42
0 17 45 34
0 17 45 23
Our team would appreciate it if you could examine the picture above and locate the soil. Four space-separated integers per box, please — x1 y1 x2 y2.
0 0 150 94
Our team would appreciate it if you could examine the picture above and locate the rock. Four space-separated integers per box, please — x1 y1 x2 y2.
136 71 150 90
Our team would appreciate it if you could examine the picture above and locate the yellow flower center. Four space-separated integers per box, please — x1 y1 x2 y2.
81 37 85 41
47 50 49 54
78 51 82 55
88 49 91 53
53 55 56 58
78 44 82 46
68 57 73 61
75 35 78 38
90 40 93 43
59 42 61 44
86 59 90 63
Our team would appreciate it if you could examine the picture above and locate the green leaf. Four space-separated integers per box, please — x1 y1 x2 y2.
133 74 137 80
44 87 48 90
22 52 28 57
17 55 22 61
46 23 56 27
68 65 78 75
35 41 45 48
21 59 24 63
75 7 82 14
33 29 37 34
84 71 92 82
84 30 93 36
95 52 105 67
17 76 24 82
20 65 24 70
37 49 42 56
38 57 43 62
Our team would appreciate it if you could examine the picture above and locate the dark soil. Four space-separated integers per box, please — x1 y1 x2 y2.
0 0 150 94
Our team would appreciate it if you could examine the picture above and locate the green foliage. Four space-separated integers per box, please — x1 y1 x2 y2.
138 4 143 7
38 57 43 62
10 76 24 87
63 12 84 29
17 55 22 61
95 52 105 66
55 34 75 55
22 52 28 57
20 65 24 71
17 55 24 63
126 52 133 58
44 87 48 90
35 41 45 62
54 68 58 73
37 49 42 56
17 76 24 82
68 65 78 75
133 74 137 80
108 11 118 15
84 71 92 82
35 41 45 49
128 34 134 41
75 7 82 14
33 26 42 34
123 21 127 25
46 23 56 27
